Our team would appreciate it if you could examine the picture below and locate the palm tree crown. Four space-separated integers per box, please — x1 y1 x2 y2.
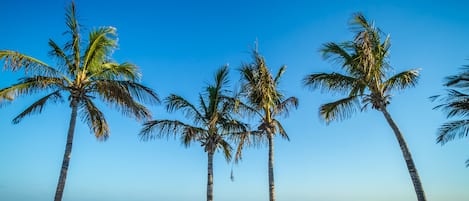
140 65 247 201
0 2 159 200
237 47 298 201
303 13 426 201
304 14 419 121
432 65 469 167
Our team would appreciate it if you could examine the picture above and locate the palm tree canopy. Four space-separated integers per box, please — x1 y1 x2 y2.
303 13 419 123
140 66 247 161
0 2 159 140
236 48 298 160
432 65 469 154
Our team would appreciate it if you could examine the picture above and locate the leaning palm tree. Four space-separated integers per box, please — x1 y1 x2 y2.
431 65 469 167
0 2 159 201
303 13 426 201
140 66 247 201
237 47 298 201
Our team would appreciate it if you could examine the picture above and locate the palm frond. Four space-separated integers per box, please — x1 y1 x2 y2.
436 120 469 145
0 76 64 99
12 91 63 124
320 95 361 124
232 130 265 162
274 96 299 117
165 94 204 124
48 39 73 76
80 98 110 140
274 65 286 85
63 1 81 73
90 62 139 81
219 139 233 162
303 72 358 94
140 120 205 144
320 42 354 68
384 69 420 92
92 80 153 121
83 27 118 74
0 50 65 79
433 90 469 118
272 119 289 140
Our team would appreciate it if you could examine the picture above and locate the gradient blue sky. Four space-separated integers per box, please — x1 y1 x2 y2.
0 0 468 201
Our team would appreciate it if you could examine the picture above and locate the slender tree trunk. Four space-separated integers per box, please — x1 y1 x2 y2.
380 106 427 201
54 100 78 201
268 132 276 201
207 151 214 201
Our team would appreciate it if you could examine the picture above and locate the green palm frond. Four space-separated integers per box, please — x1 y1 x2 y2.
140 119 205 144
433 89 469 118
320 42 354 68
92 80 153 121
63 1 81 72
91 62 139 81
83 27 117 74
81 98 109 140
12 91 63 124
274 65 286 85
165 94 204 124
437 120 469 145
0 76 64 99
320 95 361 124
274 96 298 117
48 39 73 76
0 50 66 79
303 72 358 94
384 69 420 92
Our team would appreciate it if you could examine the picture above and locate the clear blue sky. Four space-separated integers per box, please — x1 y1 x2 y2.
0 0 468 201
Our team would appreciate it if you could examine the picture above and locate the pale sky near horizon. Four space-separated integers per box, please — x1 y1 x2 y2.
0 0 468 201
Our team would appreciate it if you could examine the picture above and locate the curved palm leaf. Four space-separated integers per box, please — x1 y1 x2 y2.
437 120 469 145
384 69 420 92
319 95 361 124
12 91 63 124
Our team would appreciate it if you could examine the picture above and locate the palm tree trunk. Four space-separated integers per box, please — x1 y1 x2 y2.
207 151 214 201
54 100 78 201
268 133 276 201
380 106 426 201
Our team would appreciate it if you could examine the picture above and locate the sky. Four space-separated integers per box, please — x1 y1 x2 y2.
0 0 468 201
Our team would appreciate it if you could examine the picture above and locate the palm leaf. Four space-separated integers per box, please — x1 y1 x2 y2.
272 119 289 140
303 72 358 94
320 95 361 124
80 98 110 140
437 120 469 145
165 94 204 124
140 120 205 143
384 69 420 92
12 91 63 124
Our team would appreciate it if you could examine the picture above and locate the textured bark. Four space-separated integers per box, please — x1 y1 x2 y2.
380 106 427 201
207 151 214 201
268 133 276 201
54 100 78 201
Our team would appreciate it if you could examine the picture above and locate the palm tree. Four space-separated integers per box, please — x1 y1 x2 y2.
140 66 247 201
303 13 426 201
237 47 298 201
0 2 159 201
431 65 469 167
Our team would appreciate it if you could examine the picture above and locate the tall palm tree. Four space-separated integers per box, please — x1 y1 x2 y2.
432 65 469 167
0 2 159 201
303 13 426 201
140 66 247 201
237 47 298 201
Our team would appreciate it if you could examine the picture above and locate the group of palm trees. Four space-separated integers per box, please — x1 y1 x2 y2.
1 2 468 201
